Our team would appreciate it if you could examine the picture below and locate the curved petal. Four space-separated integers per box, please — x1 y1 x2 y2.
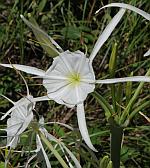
96 76 150 84
144 49 150 57
96 3 150 21
0 94 15 104
77 103 97 152
89 8 125 63
0 64 45 76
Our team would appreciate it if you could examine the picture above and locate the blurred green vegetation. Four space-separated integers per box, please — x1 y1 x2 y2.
0 0 150 167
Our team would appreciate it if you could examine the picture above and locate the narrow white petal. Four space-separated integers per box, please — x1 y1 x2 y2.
96 76 150 84
17 71 30 96
36 134 51 168
77 103 97 152
96 3 150 21
144 49 150 57
0 64 45 76
62 143 82 168
0 94 15 104
89 8 125 63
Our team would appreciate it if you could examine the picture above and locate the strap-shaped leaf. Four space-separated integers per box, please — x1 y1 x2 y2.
39 131 69 168
61 143 82 168
92 92 113 118
120 68 150 125
36 134 52 168
20 15 63 57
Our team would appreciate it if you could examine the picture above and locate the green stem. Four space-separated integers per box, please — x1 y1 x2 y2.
109 117 124 168
119 68 150 125
39 131 69 168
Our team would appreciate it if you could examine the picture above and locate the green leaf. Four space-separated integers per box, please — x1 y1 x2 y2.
109 42 118 112
106 161 113 168
38 0 47 12
100 155 109 168
0 162 5 168
120 68 150 125
61 26 81 40
39 131 69 168
21 15 61 57
125 72 133 105
92 91 113 119
109 42 117 77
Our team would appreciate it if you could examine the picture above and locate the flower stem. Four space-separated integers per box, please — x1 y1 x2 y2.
109 117 124 168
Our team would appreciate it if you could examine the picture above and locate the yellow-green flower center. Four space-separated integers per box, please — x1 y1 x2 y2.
68 73 81 86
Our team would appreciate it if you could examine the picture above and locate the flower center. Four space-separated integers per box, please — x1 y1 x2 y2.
68 72 81 86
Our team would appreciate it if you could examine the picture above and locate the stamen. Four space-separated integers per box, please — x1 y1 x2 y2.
68 73 81 86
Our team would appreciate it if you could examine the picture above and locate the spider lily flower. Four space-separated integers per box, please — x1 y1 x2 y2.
0 73 47 148
1 8 150 152
0 95 34 148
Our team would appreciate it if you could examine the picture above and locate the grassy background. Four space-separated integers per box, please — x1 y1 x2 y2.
0 0 150 167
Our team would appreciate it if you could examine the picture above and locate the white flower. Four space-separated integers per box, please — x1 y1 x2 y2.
1 6 150 151
1 95 34 148
43 50 95 107
0 71 51 148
